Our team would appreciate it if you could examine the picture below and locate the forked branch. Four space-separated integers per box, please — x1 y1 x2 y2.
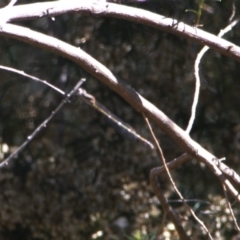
0 23 239 202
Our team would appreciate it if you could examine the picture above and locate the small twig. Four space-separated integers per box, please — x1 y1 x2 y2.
151 153 191 176
229 0 236 22
144 113 213 240
212 157 240 194
150 169 190 240
0 65 65 95
222 179 240 232
150 153 191 239
186 18 240 134
0 78 85 168
185 45 207 134
168 199 210 205
6 0 18 7
1 63 153 150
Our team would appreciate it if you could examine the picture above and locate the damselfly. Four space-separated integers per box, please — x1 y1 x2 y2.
76 88 154 149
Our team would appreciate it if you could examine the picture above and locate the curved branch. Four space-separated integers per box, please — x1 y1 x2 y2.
2 1 240 62
0 23 239 202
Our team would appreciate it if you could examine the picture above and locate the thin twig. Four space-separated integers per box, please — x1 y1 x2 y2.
0 65 65 95
229 0 236 22
214 157 240 231
150 169 190 240
0 78 85 168
151 153 191 175
151 154 192 239
6 0 18 7
185 45 207 134
1 63 153 149
212 158 240 194
144 114 213 240
222 183 240 232
186 18 240 134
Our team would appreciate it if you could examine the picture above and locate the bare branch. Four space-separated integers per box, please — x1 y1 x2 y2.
144 115 213 240
186 18 240 134
6 0 18 8
0 23 239 202
185 45 208 134
151 153 191 175
149 168 190 240
0 65 65 95
222 183 240 232
213 158 240 192
2 1 240 63
229 0 236 23
0 2 239 238
0 79 85 168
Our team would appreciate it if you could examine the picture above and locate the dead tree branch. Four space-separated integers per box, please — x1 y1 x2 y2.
0 23 239 202
1 1 240 62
